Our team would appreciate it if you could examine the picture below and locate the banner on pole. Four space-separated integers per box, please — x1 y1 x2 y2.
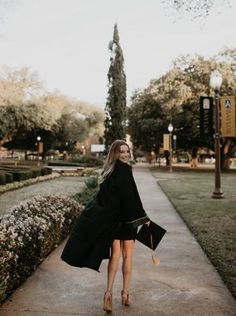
199 96 213 138
38 142 43 154
163 134 170 151
220 96 236 137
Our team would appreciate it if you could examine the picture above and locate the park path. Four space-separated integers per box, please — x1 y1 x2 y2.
1 165 236 315
0 176 85 216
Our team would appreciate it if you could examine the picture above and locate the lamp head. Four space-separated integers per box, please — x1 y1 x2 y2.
37 136 41 142
210 70 223 91
168 123 173 133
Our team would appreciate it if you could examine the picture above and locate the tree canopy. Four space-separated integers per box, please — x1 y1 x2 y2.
104 24 127 151
163 0 232 19
0 66 104 154
128 90 166 153
0 66 44 106
128 48 236 166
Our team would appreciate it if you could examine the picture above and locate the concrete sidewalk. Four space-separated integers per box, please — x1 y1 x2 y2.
1 165 236 315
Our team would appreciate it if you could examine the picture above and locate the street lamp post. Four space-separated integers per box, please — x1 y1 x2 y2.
37 136 41 167
168 123 173 172
210 70 224 199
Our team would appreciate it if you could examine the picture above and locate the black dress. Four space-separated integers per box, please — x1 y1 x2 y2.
113 222 137 240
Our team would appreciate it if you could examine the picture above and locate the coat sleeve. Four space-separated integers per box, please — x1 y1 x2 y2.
115 165 149 228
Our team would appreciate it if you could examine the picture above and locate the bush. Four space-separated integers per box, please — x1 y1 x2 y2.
0 166 52 185
31 169 42 178
71 155 104 167
0 195 82 304
73 187 98 206
48 161 81 167
4 173 14 184
48 156 103 167
73 175 100 204
84 176 99 189
0 168 30 182
0 174 60 194
82 168 99 177
0 173 6 185
24 170 33 180
0 171 14 184
41 167 52 176
11 171 27 182
73 176 99 205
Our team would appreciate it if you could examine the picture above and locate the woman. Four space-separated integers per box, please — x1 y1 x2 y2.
61 139 149 313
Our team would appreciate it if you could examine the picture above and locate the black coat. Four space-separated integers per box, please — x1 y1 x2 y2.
61 159 149 271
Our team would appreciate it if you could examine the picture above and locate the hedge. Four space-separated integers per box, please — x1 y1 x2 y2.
73 176 99 206
0 166 52 185
31 169 42 178
71 156 103 166
48 161 83 167
0 195 82 304
0 173 60 194
48 156 103 167
0 173 5 185
4 173 14 184
41 167 52 176
0 172 14 185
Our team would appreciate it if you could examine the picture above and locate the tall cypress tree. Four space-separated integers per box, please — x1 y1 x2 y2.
104 24 127 151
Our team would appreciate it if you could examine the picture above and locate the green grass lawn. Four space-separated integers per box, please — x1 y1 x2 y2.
151 168 236 299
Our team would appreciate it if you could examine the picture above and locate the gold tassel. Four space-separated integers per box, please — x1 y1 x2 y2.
151 253 160 266
150 234 160 265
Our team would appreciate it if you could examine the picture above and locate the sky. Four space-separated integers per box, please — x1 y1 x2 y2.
0 0 235 109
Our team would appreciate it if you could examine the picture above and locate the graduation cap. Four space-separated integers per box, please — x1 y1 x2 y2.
136 221 166 251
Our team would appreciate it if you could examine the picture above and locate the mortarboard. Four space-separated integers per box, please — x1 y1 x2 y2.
136 220 166 251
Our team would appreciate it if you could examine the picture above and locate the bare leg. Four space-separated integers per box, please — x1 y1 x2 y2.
122 240 135 294
106 239 121 292
103 240 121 312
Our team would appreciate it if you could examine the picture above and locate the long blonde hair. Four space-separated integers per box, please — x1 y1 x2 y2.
101 139 131 180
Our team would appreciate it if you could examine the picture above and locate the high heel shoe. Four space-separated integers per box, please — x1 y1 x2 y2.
103 291 112 313
121 290 130 306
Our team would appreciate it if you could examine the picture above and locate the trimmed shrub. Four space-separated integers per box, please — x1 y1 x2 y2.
73 187 98 206
11 171 27 182
48 161 81 167
41 167 52 176
31 169 41 178
24 170 33 180
71 155 103 167
0 173 6 185
0 168 28 182
46 167 52 175
0 173 60 194
0 172 14 184
73 176 99 205
83 168 99 177
84 176 99 189
48 156 103 167
4 173 14 184
0 195 82 304
0 166 52 185
60 168 99 177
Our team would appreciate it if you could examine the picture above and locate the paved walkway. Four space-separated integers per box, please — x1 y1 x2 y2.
1 165 236 315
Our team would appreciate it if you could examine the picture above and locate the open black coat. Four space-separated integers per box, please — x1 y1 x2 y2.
61 159 149 271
